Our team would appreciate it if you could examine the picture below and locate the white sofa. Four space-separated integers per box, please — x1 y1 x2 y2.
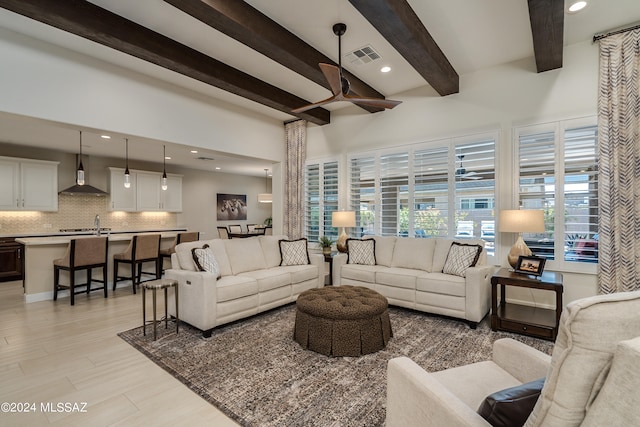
333 236 495 327
165 235 323 337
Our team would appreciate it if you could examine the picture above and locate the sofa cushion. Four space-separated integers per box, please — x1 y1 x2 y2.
341 264 384 283
191 244 221 279
442 242 483 277
260 235 289 268
478 378 545 427
208 239 233 277
390 238 435 272
238 269 291 292
526 291 640 427
279 238 310 266
376 267 422 289
175 239 213 271
216 275 259 303
364 236 396 266
347 238 376 265
224 237 267 274
433 239 486 272
275 265 318 284
417 272 466 297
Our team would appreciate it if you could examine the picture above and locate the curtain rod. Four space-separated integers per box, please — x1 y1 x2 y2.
593 21 640 42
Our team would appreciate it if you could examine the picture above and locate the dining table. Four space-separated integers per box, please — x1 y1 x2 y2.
228 231 264 239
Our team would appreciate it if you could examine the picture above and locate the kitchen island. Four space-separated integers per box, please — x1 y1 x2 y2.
16 230 185 303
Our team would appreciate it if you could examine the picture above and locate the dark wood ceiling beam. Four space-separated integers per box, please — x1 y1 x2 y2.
349 0 459 96
163 0 385 113
527 0 564 72
0 0 330 125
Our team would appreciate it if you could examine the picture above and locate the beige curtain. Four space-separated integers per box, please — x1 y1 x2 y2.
283 120 307 239
597 28 640 293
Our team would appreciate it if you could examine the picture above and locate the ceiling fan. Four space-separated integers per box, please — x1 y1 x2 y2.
456 155 481 180
291 23 402 114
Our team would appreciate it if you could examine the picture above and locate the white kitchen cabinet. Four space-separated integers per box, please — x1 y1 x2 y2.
136 172 161 211
0 157 58 211
108 167 137 211
108 167 182 212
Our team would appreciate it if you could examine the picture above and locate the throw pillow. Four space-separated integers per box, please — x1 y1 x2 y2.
279 238 310 266
191 244 221 279
347 238 376 265
442 242 482 277
477 378 545 427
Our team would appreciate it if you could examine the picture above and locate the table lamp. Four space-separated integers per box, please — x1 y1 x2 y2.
332 211 355 253
498 209 545 268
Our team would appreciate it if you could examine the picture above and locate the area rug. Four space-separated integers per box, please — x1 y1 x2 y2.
118 304 553 427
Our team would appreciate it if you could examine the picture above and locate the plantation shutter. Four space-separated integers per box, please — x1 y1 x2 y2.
350 156 376 237
380 152 409 236
304 160 339 243
413 146 449 237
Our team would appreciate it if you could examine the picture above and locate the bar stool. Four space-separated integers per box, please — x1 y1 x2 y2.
142 278 179 340
217 226 229 239
113 234 161 294
159 231 199 271
53 236 108 306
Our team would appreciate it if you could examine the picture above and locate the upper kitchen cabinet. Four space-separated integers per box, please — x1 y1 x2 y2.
0 157 58 211
108 167 182 212
108 167 137 211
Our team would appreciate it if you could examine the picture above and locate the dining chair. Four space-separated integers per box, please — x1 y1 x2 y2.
247 224 257 233
113 234 161 294
53 236 109 306
228 224 243 233
264 226 273 236
160 231 200 270
217 226 230 239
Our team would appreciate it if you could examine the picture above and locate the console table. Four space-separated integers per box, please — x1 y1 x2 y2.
491 268 563 341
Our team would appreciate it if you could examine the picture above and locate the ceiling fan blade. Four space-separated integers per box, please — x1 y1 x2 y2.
291 94 340 114
343 93 402 109
319 63 343 96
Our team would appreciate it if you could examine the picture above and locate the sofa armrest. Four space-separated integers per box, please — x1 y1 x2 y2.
332 253 348 286
309 253 324 288
492 338 551 383
387 357 491 427
164 269 218 332
464 264 496 323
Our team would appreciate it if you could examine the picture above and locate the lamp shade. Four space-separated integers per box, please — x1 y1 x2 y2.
498 210 545 233
332 211 356 227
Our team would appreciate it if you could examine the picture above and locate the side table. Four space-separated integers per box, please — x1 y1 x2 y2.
323 251 338 286
142 278 179 340
491 268 563 341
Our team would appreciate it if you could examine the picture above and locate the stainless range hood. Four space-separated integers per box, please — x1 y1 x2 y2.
59 183 108 196
59 153 108 196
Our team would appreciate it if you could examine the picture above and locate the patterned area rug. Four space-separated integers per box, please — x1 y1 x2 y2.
118 304 553 427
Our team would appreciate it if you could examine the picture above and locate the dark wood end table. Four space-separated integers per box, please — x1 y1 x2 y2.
491 268 563 341
323 251 338 285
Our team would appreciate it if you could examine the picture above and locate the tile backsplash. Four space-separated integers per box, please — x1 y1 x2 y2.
0 194 177 234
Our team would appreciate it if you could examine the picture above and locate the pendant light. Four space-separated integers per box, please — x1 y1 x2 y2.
257 168 272 203
123 138 131 189
161 145 168 191
76 131 85 186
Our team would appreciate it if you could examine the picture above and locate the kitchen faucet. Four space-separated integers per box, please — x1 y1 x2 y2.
94 214 101 236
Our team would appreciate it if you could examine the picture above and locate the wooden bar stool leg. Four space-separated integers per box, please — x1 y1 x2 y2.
86 267 92 294
152 287 157 340
175 283 179 334
164 287 168 329
142 285 146 336
70 270 75 306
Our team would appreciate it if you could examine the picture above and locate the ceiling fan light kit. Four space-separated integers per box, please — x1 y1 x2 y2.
292 23 402 114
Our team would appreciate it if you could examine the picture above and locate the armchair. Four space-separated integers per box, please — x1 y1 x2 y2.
386 290 640 427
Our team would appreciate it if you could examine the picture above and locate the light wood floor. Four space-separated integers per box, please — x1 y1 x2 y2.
0 280 239 426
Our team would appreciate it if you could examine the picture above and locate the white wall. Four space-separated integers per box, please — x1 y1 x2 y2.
306 40 601 305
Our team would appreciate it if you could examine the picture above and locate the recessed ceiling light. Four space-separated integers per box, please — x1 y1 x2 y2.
215 167 221 170
165 156 171 160
100 135 111 139
190 150 198 153
380 66 391 73
567 1 587 13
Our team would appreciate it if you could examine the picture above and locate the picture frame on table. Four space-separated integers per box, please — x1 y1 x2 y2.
514 255 546 276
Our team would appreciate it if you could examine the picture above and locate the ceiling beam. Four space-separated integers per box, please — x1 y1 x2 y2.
163 0 385 113
0 0 330 125
527 0 564 72
348 0 459 96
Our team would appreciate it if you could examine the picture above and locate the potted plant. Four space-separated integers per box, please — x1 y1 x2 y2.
318 236 334 255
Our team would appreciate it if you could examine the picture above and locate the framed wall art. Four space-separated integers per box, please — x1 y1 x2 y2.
217 193 247 221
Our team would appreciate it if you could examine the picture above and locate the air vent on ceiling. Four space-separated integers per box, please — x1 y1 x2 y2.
345 45 382 65
196 156 215 161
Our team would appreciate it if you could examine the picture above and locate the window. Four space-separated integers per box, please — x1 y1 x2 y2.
304 159 339 244
516 118 598 270
349 132 497 256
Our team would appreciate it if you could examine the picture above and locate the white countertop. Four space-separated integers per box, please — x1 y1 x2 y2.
16 231 181 246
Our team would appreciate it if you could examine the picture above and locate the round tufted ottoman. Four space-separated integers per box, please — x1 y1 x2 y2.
294 285 393 357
